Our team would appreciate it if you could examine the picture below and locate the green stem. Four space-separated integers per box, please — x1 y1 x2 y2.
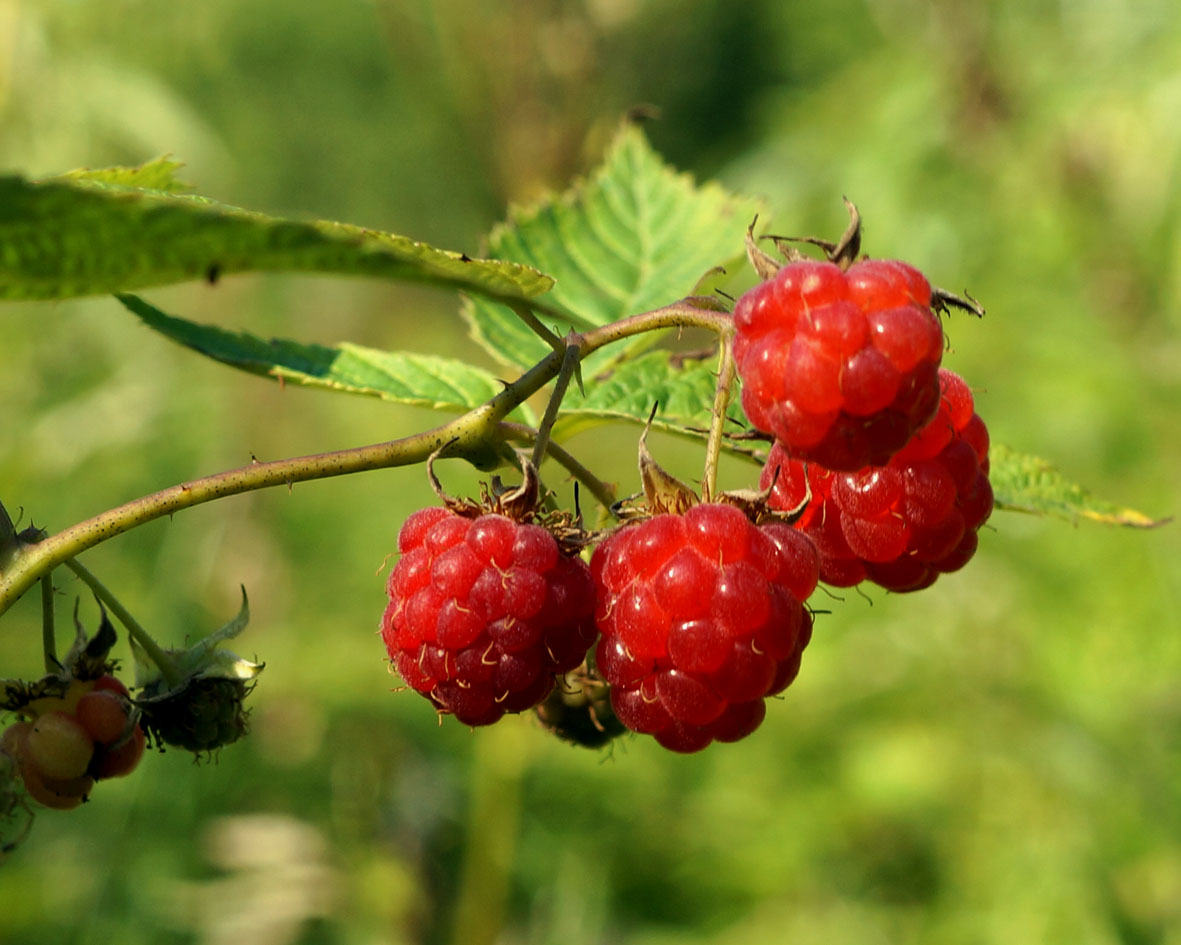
0 301 728 618
447 722 529 945
700 328 737 502
531 337 583 469
509 302 564 355
63 558 180 687
40 574 57 673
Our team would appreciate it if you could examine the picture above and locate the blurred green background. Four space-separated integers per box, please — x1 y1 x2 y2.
1 0 1179 943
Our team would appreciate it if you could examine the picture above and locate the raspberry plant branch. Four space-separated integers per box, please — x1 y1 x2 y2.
0 299 729 618
61 558 181 688
0 423 497 619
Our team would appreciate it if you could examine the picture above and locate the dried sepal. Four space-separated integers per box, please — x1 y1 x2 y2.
2 600 120 716
715 461 814 527
745 217 784 281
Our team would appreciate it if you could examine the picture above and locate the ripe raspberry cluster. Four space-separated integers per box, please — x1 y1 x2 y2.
381 507 597 726
762 368 992 592
734 259 944 471
2 675 145 810
590 504 818 752
380 219 993 755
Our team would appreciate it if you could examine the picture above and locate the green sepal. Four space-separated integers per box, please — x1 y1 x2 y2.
130 587 263 694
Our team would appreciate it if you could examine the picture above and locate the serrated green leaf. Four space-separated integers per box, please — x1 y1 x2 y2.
0 170 553 302
119 294 534 422
463 123 763 373
990 443 1168 528
53 156 193 193
552 349 745 442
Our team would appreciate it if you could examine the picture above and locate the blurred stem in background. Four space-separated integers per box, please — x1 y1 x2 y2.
448 723 533 945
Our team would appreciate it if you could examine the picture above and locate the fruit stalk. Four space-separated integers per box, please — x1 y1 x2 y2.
62 559 181 688
508 301 564 354
701 329 737 502
530 336 583 470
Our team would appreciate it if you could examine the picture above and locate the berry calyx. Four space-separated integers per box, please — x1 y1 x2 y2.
382 508 598 726
591 503 818 753
734 257 944 470
762 368 993 591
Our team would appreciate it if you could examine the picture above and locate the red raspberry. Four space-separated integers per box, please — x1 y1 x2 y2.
734 258 944 470
762 369 993 591
590 504 819 753
381 508 598 726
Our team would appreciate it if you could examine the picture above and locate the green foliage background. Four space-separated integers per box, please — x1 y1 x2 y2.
1 1 1178 943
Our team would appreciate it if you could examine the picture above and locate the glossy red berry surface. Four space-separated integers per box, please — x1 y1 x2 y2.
382 508 598 726
590 503 819 753
762 369 993 592
734 258 944 470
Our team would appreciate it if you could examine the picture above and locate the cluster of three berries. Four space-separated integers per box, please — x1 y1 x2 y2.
382 255 994 750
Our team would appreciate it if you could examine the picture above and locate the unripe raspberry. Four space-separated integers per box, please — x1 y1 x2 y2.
138 677 252 753
20 766 94 811
590 503 818 753
734 258 944 470
91 725 146 780
762 368 992 591
2 720 93 810
75 691 131 747
25 711 94 781
382 509 597 726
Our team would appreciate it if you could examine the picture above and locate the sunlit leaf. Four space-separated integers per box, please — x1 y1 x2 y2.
990 443 1168 528
0 168 552 302
464 123 762 373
